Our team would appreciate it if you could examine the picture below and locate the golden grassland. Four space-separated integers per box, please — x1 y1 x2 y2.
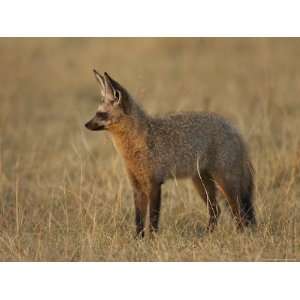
0 38 299 261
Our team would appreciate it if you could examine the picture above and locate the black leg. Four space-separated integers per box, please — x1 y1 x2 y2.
149 184 161 234
133 188 148 238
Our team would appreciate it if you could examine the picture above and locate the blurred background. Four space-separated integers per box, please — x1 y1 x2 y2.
0 38 299 261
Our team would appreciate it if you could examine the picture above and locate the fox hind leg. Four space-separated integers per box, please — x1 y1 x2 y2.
215 174 245 230
192 172 221 232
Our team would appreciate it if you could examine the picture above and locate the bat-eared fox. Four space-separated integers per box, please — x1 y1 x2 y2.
85 70 256 238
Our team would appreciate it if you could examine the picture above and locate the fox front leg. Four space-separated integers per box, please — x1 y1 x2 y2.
129 173 149 238
149 183 162 234
133 188 148 238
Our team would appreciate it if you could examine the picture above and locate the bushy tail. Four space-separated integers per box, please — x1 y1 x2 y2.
240 161 256 226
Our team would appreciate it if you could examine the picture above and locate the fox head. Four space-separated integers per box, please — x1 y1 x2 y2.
85 70 132 131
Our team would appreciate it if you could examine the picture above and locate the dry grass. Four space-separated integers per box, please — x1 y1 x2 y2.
0 38 299 261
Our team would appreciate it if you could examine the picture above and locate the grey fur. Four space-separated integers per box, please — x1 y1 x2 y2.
85 71 256 237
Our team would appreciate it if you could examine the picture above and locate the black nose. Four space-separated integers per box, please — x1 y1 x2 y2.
85 122 90 129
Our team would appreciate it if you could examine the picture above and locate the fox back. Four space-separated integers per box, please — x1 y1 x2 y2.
146 112 249 181
85 71 256 237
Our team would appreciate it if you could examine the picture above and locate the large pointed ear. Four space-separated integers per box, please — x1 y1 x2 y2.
104 72 131 114
103 72 122 103
93 69 105 96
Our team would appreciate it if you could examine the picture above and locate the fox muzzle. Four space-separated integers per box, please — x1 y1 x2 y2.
85 115 106 131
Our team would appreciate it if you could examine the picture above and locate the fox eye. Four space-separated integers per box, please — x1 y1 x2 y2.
96 111 108 120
